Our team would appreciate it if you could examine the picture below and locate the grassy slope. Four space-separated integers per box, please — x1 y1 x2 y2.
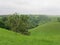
0 22 60 45
30 22 60 45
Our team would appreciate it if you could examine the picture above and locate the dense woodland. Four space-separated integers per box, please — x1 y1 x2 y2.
0 13 60 35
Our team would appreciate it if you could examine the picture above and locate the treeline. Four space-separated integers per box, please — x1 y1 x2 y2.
0 13 60 35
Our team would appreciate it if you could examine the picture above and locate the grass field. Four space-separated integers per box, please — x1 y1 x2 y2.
0 22 60 45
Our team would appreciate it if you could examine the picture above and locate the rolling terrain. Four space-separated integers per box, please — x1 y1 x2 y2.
0 22 60 45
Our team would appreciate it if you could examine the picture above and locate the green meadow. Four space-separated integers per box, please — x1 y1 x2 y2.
0 22 60 45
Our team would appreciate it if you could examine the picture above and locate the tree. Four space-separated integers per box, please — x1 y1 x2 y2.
57 17 60 22
5 14 30 35
0 16 7 28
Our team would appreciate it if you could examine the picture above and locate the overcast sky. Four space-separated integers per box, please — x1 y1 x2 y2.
0 0 60 15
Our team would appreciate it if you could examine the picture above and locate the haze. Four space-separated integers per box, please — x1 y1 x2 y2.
0 0 60 15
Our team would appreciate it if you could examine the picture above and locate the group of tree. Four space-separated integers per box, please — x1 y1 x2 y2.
0 14 30 35
0 13 60 35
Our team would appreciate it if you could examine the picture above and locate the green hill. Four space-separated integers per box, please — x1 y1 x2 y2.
30 22 60 45
0 22 60 45
31 22 60 36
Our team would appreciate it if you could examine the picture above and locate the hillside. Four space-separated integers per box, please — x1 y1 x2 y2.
0 22 60 45
31 22 60 36
30 22 60 45
0 28 29 45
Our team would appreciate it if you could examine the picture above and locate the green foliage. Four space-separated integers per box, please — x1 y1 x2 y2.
28 15 51 28
0 20 5 28
57 17 60 22
28 15 39 28
0 17 7 28
37 15 51 25
5 14 30 35
0 14 60 35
